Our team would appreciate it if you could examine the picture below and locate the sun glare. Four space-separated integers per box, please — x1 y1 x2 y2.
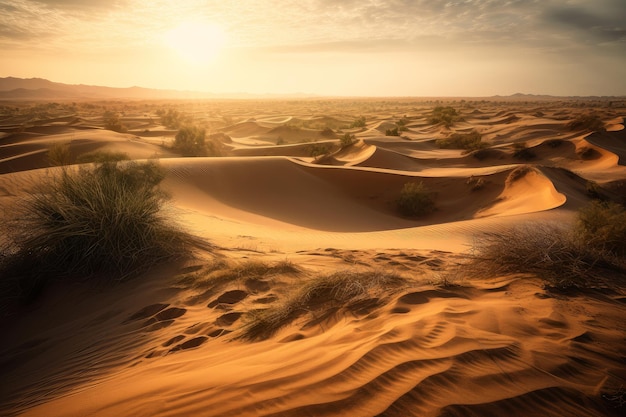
164 22 226 65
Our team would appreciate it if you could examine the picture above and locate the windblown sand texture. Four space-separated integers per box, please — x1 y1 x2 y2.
1 98 625 416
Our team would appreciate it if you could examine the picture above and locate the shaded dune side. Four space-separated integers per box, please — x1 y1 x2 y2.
160 157 569 232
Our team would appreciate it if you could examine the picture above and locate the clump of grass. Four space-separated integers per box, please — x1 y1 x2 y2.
48 142 72 166
396 181 435 217
468 222 625 289
430 106 461 127
466 176 486 191
436 130 485 152
505 165 536 185
240 270 407 341
0 159 200 301
574 200 626 256
340 133 355 148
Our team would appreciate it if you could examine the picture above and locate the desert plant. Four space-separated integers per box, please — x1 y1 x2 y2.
385 127 399 136
48 142 72 166
103 111 127 133
308 143 331 158
396 182 435 217
174 124 221 156
574 200 626 255
340 133 355 148
430 106 461 127
0 159 198 300
351 116 366 128
436 130 485 151
240 270 407 341
469 223 625 288
320 127 335 137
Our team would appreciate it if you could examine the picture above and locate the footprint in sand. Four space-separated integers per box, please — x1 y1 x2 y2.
215 312 242 327
169 336 208 353
207 290 248 308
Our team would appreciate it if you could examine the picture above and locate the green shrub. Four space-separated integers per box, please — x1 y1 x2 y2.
351 116 366 128
396 182 435 217
430 106 461 127
174 124 221 156
574 201 626 255
385 127 399 136
340 133 355 147
0 160 198 300
308 143 331 157
436 130 485 151
103 111 127 133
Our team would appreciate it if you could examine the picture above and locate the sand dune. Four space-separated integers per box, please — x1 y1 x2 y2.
1 100 625 417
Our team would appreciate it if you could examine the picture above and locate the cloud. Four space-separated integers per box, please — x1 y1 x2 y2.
544 1 626 43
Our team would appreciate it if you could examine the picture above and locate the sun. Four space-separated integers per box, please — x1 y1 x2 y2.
164 22 226 65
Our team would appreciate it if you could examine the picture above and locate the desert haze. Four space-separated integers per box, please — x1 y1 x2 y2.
0 91 625 417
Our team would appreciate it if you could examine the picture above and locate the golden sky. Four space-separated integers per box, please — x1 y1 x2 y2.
1 0 625 96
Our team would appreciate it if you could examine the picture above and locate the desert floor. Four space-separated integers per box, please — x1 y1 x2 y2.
1 98 625 416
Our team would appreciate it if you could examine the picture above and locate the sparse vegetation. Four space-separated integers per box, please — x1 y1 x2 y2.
157 108 187 129
351 116 366 128
430 106 461 127
436 130 485 151
574 200 626 256
240 270 407 341
47 142 72 166
308 143 331 158
0 159 198 301
76 150 129 164
173 124 222 156
103 111 127 133
385 127 399 136
468 222 625 288
396 182 435 217
340 133 356 148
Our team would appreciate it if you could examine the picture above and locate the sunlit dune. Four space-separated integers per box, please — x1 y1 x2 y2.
1 98 625 417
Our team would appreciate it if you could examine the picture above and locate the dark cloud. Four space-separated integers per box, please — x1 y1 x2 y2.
544 1 626 43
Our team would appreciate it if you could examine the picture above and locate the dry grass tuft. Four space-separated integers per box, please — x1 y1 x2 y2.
240 270 408 341
468 223 625 289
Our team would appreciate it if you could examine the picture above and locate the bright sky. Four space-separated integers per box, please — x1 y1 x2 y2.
1 0 625 96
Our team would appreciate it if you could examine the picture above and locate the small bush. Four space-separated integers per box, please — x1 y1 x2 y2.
0 160 198 300
174 124 221 156
466 176 486 191
396 182 435 217
340 133 355 148
385 127 399 136
103 111 127 133
48 142 72 166
506 165 536 185
469 223 625 288
351 116 366 128
436 130 485 151
430 106 461 127
566 114 605 132
308 143 331 157
574 201 626 256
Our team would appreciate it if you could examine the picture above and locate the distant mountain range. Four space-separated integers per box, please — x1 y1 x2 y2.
0 77 622 101
0 77 312 100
